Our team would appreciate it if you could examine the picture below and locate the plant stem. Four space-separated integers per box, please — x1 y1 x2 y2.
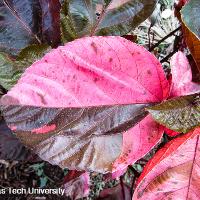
149 26 181 51
120 176 125 200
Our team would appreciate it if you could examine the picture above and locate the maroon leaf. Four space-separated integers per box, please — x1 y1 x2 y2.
1 103 149 173
0 118 31 160
97 183 131 200
39 0 61 47
63 172 90 199
0 0 61 56
0 0 42 55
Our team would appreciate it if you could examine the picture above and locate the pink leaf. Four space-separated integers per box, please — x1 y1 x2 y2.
1 36 169 107
112 115 164 175
133 128 200 200
1 36 169 173
170 51 200 97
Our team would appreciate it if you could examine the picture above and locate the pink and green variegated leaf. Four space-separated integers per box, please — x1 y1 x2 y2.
0 36 169 173
133 128 200 200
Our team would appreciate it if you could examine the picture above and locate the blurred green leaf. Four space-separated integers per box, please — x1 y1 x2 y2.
0 44 51 90
0 53 22 90
60 0 77 43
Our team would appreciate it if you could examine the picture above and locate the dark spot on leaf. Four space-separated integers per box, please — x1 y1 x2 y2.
93 77 99 82
137 190 144 198
147 70 152 75
37 93 46 105
91 42 98 54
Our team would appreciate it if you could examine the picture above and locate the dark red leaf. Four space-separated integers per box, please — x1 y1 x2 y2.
39 0 61 47
97 183 131 200
0 118 31 160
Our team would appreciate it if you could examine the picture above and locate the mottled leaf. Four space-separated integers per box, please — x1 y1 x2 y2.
1 103 150 173
147 93 200 133
0 36 169 173
166 52 200 137
181 0 200 40
64 0 157 37
133 128 200 200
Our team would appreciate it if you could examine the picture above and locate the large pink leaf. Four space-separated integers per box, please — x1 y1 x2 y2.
0 36 169 173
133 128 200 200
1 36 169 107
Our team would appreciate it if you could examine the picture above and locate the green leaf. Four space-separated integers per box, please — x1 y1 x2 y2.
15 44 51 68
181 0 200 40
62 0 157 37
60 0 78 43
0 44 51 90
0 53 22 90
147 93 200 133
39 177 48 188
